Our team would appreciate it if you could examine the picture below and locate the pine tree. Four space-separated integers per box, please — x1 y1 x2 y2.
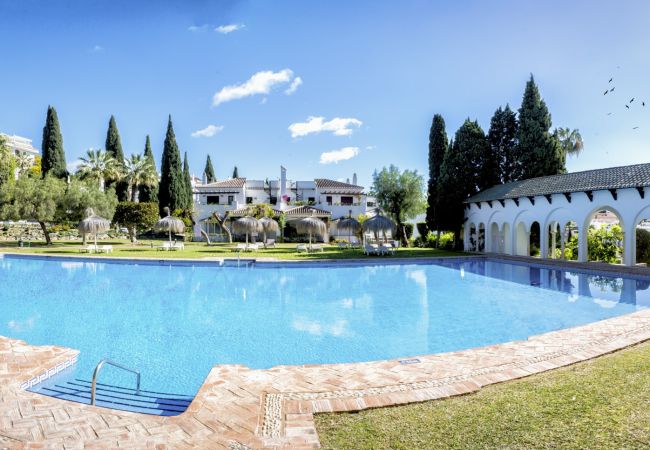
41 106 67 179
488 105 519 183
204 155 216 183
105 115 129 200
425 114 447 235
232 166 239 178
436 120 487 245
139 135 159 203
515 75 565 179
182 152 193 210
158 116 185 214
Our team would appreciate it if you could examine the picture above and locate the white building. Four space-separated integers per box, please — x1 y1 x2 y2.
193 166 373 241
463 163 650 266
0 133 39 159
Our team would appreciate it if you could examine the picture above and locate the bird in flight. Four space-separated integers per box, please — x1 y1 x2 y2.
625 105 630 109
610 87 615 92
630 98 635 103
633 126 640 130
643 101 646 107
604 89 609 95
607 112 613 115
609 77 613 83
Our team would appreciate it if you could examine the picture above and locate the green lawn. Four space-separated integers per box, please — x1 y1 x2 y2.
0 239 463 260
316 341 650 449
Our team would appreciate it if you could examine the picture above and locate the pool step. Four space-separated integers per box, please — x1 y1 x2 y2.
29 378 193 416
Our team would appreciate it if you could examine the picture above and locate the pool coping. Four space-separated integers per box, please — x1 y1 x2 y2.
0 256 649 448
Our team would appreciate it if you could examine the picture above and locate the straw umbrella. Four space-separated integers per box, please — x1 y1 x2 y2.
259 217 279 244
296 216 327 250
336 216 361 245
232 216 262 247
77 208 111 247
155 207 186 245
362 214 395 243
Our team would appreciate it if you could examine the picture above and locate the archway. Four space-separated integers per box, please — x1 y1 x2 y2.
584 208 624 264
490 222 500 253
529 221 541 257
478 223 485 252
634 205 650 266
515 222 529 256
468 223 477 251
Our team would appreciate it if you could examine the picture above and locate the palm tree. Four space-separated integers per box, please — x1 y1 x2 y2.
77 148 119 191
555 128 584 157
123 153 157 202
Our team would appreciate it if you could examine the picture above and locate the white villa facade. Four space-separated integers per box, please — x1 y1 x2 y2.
463 163 650 266
0 133 39 158
192 166 374 241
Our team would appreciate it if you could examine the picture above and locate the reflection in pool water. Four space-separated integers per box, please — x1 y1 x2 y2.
0 255 647 394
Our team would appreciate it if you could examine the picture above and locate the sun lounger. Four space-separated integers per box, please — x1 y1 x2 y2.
364 244 379 255
379 244 395 255
79 245 97 253
296 244 308 253
247 243 260 251
311 244 325 252
264 239 276 248
97 245 113 253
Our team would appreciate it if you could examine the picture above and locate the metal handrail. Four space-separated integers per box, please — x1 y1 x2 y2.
91 359 141 405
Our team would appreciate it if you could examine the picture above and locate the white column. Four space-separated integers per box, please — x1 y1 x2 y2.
623 221 635 266
578 222 588 263
540 225 549 259
463 224 470 251
550 229 557 259
485 224 492 254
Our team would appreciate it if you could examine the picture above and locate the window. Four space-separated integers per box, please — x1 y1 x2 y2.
341 196 353 205
270 196 277 205
326 196 332 205
228 195 234 205
367 201 376 207
246 197 253 204
308 196 315 204
206 195 219 205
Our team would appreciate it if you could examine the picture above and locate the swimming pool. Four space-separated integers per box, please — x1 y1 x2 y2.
1 254 648 398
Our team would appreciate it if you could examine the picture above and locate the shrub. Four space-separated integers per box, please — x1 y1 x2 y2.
416 222 428 238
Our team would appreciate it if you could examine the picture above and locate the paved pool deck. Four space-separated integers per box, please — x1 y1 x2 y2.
1 254 650 449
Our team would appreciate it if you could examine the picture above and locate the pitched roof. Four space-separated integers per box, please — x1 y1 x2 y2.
205 178 246 188
314 178 363 192
465 163 650 203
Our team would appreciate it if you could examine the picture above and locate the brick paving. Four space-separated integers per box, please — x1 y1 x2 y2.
1 308 649 449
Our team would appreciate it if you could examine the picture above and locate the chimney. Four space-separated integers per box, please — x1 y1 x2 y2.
352 173 358 185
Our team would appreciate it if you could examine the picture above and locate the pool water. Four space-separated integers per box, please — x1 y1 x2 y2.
1 255 648 395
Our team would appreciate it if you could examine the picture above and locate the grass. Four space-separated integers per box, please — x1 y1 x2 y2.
0 239 464 260
316 341 650 449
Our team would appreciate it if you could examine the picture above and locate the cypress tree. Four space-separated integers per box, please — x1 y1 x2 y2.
436 120 487 245
105 115 129 200
139 135 159 203
488 105 519 183
425 114 447 236
204 155 216 183
182 152 193 210
158 116 185 214
515 75 565 179
232 166 239 178
41 106 67 179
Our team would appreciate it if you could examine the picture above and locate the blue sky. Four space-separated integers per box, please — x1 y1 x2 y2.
1 0 650 188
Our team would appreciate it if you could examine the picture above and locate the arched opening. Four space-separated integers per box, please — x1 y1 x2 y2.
490 222 500 253
468 223 477 251
585 208 624 264
503 222 511 254
634 207 650 266
529 221 541 257
478 223 485 252
562 221 579 260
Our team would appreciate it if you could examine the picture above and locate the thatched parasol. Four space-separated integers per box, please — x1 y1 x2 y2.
296 216 327 249
259 217 279 243
362 214 395 243
155 207 186 245
232 216 262 245
78 208 111 246
336 216 361 244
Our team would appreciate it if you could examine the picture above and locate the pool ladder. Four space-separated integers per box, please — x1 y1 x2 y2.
91 359 141 406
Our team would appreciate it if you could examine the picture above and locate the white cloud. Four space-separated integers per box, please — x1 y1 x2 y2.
215 23 245 34
213 69 295 106
91 45 103 53
284 76 303 95
319 147 360 164
67 159 82 173
191 124 224 138
188 24 210 32
365 145 376 150
289 116 362 138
